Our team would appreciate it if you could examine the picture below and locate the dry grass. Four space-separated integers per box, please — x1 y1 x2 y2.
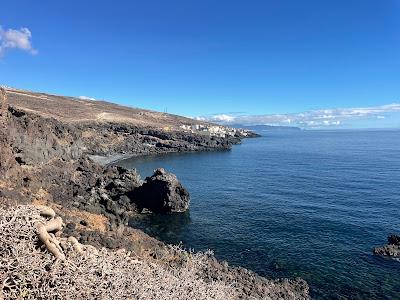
31 189 52 205
6 88 204 129
0 205 238 300
81 130 95 138
63 208 109 232
31 198 109 233
31 198 48 206
0 181 8 189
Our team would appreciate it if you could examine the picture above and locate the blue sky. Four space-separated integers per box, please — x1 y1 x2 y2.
0 0 399 128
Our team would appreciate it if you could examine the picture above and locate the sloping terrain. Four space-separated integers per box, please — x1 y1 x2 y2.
5 87 247 165
0 205 310 300
0 87 309 299
6 87 208 128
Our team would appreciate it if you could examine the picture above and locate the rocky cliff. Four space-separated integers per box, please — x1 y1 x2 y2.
6 87 256 164
0 87 309 299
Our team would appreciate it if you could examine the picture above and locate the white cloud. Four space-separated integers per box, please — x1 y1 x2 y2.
0 25 37 56
194 114 235 122
193 116 206 121
209 114 235 122
78 96 96 101
195 103 400 128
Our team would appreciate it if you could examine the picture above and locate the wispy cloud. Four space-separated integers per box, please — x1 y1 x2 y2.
78 96 96 101
195 103 400 128
0 25 37 56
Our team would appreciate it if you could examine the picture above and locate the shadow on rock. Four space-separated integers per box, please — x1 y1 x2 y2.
131 168 190 213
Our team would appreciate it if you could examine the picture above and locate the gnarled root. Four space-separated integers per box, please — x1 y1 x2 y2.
68 236 84 254
35 206 65 260
44 216 63 232
36 222 65 260
37 205 56 218
35 206 100 260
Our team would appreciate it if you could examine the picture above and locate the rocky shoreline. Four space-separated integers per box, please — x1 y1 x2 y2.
373 235 400 260
0 87 309 299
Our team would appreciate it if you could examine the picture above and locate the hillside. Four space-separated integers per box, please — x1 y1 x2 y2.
6 87 205 128
4 87 256 165
0 86 309 299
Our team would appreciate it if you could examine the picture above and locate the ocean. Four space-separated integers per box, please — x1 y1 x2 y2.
116 129 400 299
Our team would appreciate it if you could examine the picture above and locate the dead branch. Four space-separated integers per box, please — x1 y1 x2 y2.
36 205 56 218
36 222 65 260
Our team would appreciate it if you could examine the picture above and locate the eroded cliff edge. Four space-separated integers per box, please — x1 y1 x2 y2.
5 87 257 165
0 87 309 299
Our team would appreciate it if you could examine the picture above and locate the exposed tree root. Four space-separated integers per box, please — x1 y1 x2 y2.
0 205 239 299
34 206 97 260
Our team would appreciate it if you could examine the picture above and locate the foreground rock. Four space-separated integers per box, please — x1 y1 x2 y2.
373 234 400 260
133 168 190 213
5 157 188 224
0 205 310 300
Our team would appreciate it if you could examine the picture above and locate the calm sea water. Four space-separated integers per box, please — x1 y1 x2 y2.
117 130 400 299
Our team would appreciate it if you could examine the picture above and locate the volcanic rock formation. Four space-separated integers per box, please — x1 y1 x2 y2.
132 168 190 213
374 234 400 259
0 86 310 299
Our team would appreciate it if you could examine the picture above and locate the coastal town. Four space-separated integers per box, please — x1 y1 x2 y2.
180 123 252 138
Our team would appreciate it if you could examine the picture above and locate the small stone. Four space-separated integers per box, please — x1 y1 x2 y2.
66 222 76 230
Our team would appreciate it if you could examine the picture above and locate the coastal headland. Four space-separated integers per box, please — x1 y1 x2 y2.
0 87 310 299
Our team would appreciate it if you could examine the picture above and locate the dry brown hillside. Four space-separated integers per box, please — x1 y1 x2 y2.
6 87 205 129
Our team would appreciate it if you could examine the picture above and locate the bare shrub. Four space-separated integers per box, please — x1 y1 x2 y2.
0 205 237 299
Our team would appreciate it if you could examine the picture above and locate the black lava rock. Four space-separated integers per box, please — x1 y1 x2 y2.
132 168 190 213
388 235 400 246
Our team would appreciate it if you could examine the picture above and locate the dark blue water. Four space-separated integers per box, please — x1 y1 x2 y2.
117 130 400 299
